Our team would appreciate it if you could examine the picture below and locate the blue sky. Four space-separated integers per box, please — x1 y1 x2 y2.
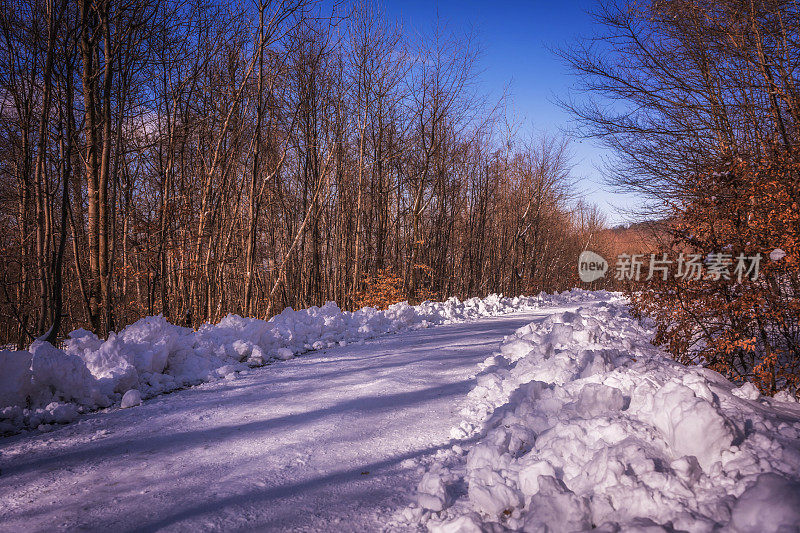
381 0 638 225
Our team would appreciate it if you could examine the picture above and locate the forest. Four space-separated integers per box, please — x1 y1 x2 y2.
0 0 603 346
563 0 800 393
2 0 798 395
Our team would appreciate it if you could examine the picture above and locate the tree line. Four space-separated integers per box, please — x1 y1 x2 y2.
0 0 601 346
563 0 800 394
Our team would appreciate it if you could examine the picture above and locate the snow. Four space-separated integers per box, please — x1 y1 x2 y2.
120 389 141 408
29 340 108 408
770 248 787 261
1 290 797 531
399 297 800 532
418 471 450 511
728 473 800 533
2 292 600 434
0 302 560 531
0 350 31 407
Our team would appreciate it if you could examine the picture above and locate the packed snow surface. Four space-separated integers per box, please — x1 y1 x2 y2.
0 293 568 434
400 298 800 532
0 294 599 531
2 291 798 532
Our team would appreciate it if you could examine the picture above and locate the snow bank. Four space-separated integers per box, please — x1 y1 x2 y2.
399 296 800 532
0 290 602 435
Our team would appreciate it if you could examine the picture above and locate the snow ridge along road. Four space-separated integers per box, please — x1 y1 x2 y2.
0 299 588 532
0 293 561 434
403 298 800 533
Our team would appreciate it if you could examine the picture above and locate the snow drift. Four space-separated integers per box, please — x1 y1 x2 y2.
0 291 603 435
400 297 800 532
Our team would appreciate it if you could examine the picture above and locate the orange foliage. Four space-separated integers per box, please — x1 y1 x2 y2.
355 268 405 310
630 151 800 396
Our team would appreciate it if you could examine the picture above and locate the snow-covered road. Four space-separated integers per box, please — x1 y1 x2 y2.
0 307 562 532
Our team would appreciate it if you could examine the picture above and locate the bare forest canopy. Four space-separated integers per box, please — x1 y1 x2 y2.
0 0 607 346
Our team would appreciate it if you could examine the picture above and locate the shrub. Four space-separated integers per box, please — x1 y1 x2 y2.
630 152 800 395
